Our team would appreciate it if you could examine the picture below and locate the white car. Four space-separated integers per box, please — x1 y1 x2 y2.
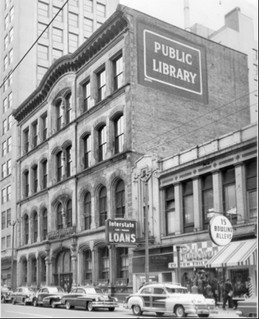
124 283 216 317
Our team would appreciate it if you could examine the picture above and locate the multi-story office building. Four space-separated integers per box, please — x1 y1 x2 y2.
132 124 257 295
191 7 258 123
0 0 119 287
11 4 250 298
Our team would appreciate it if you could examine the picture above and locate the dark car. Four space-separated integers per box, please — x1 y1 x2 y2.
33 286 65 308
60 286 118 311
10 287 36 305
236 297 257 317
1 286 13 303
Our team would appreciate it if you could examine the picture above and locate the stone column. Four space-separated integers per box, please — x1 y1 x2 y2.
28 215 32 244
235 163 246 222
193 177 202 231
27 257 31 286
108 245 115 287
77 250 83 285
37 213 41 242
91 248 97 285
212 170 223 213
45 256 50 285
17 259 22 286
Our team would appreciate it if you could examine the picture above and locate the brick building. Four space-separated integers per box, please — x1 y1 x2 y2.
12 5 250 297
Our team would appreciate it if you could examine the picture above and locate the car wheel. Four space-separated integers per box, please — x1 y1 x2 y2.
109 307 115 311
87 301 94 311
12 298 16 305
33 299 38 307
50 300 56 308
156 312 164 316
132 304 142 316
174 305 185 318
65 301 71 310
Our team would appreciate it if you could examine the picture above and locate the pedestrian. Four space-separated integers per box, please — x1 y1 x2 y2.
222 278 233 310
233 278 246 309
191 281 198 294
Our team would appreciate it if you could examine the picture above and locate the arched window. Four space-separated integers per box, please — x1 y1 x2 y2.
24 215 29 244
32 165 38 194
84 192 91 230
23 170 29 197
84 250 92 282
98 125 106 162
99 187 107 226
56 151 63 182
56 100 62 131
114 115 124 154
33 212 38 243
65 92 72 124
83 135 91 169
99 246 109 279
66 200 72 227
57 203 63 229
42 160 48 189
115 180 125 218
42 209 48 240
65 145 72 178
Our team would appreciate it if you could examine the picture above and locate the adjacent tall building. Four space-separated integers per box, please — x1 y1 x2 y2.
10 4 251 298
1 0 119 288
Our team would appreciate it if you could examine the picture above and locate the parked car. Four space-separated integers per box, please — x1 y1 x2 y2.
236 297 257 317
60 286 118 311
123 283 216 318
1 286 13 303
10 287 36 305
32 286 65 308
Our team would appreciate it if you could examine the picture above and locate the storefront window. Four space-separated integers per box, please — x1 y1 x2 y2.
202 174 213 230
222 167 237 225
183 180 194 233
165 185 176 235
245 159 257 219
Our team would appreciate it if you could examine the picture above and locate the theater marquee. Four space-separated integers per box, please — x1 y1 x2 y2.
137 22 208 103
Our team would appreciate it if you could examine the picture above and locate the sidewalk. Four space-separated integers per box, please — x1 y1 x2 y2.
214 306 240 317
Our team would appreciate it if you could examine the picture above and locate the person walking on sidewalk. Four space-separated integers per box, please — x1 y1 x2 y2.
223 278 233 310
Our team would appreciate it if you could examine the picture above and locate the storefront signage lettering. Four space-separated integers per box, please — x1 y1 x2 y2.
48 226 76 240
137 22 208 103
209 215 233 246
105 219 136 245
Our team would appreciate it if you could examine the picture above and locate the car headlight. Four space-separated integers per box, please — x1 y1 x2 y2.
113 297 118 302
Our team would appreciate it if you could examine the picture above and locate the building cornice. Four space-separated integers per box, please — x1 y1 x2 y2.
13 7 128 123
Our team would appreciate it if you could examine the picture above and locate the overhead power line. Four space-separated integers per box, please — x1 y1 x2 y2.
0 0 69 89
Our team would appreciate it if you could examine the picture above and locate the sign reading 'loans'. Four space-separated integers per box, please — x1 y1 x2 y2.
137 22 208 103
105 219 136 245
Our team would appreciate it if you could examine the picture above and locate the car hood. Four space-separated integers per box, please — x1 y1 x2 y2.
43 293 65 299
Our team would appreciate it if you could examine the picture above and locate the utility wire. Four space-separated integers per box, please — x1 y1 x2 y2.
0 0 69 89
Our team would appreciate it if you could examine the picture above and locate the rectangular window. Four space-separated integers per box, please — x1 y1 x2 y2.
37 65 48 85
32 166 38 193
8 49 13 65
83 18 93 38
7 160 11 176
8 92 13 108
97 68 106 102
7 137 11 153
7 235 11 248
52 48 63 60
223 167 237 225
2 163 7 179
1 212 6 230
2 141 7 157
84 0 93 13
7 115 12 130
2 188 7 204
38 1 49 18
69 12 79 28
9 6 14 22
38 44 49 61
4 35 8 50
246 159 257 219
1 237 6 250
8 72 13 87
83 135 91 168
38 22 49 39
53 6 63 23
3 77 8 92
66 146 72 178
97 2 106 17
24 171 29 197
56 101 62 131
3 119 7 135
202 174 213 230
113 54 123 91
57 151 63 182
7 209 11 226
42 161 47 189
32 120 38 148
53 27 63 45
68 33 78 53
83 80 91 111
41 113 47 141
7 185 11 202
4 15 9 30
24 128 29 153
183 180 194 233
165 185 175 235
3 98 8 113
9 28 13 43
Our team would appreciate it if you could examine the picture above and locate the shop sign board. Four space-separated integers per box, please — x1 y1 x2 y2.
137 22 208 103
105 219 136 245
209 215 233 246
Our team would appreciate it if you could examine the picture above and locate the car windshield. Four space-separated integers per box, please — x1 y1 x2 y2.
165 287 188 294
84 287 103 294
27 288 36 293
48 287 64 293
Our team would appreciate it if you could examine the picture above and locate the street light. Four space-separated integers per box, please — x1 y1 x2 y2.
8 220 19 291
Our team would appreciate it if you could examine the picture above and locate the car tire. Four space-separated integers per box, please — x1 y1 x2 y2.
109 307 115 311
174 305 185 318
33 299 38 307
156 312 164 316
132 304 142 316
87 301 94 311
12 298 16 305
50 300 56 308
65 301 71 310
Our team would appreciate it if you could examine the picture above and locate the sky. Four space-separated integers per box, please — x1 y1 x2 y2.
119 0 258 40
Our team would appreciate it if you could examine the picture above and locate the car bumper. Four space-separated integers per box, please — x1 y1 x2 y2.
25 297 34 304
92 301 118 308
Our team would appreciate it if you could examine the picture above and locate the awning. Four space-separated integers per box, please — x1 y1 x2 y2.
206 239 257 268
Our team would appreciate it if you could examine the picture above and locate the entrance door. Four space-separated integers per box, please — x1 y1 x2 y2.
60 273 72 292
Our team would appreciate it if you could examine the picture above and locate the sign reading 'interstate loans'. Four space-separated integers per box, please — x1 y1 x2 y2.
137 22 208 103
105 219 136 245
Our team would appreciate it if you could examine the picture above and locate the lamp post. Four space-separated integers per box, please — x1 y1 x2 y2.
9 220 18 291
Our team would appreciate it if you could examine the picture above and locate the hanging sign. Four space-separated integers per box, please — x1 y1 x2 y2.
209 215 233 246
105 219 136 245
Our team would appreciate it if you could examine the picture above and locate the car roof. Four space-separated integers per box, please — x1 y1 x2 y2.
140 283 187 289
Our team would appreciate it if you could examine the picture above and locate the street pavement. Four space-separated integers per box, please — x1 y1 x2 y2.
213 306 240 317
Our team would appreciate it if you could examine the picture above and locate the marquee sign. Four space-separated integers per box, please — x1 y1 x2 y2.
209 215 233 246
105 219 136 245
137 22 208 103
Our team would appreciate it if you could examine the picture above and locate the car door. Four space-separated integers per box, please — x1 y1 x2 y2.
64 288 79 306
151 287 167 312
140 287 153 309
74 288 86 308
38 288 49 303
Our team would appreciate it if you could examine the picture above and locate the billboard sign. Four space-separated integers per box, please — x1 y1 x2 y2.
137 22 208 103
105 219 137 245
209 215 233 246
